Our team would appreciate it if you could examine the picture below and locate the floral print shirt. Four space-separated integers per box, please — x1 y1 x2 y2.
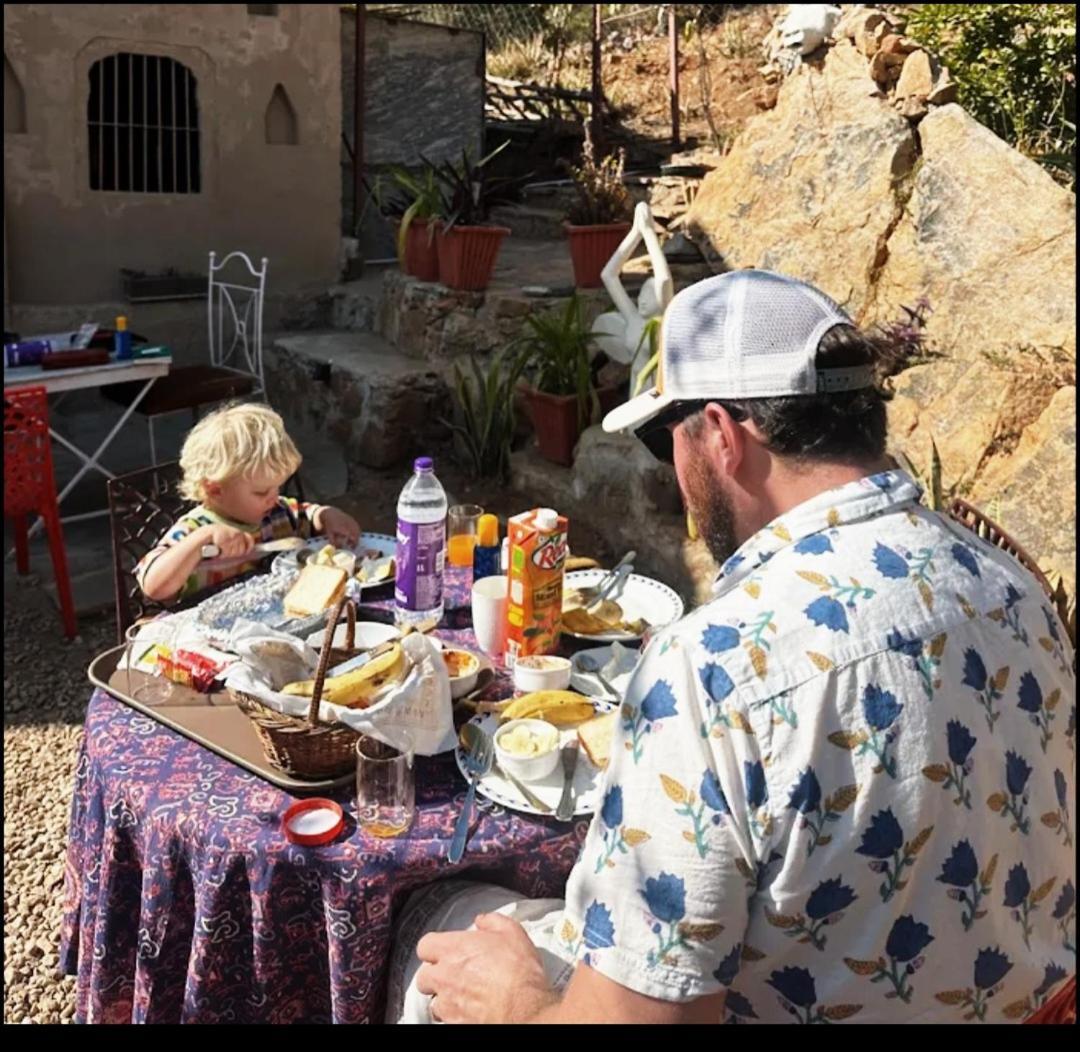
558 470 1075 1023
135 497 324 601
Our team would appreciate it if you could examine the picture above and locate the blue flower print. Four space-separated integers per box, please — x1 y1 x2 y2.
1038 607 1070 675
798 563 877 629
768 877 857 952
937 838 996 930
935 947 1014 1021
745 761 768 809
700 770 729 814
583 901 616 950
723 990 758 1024
923 720 976 809
874 543 910 579
988 584 1030 645
951 542 981 578
641 872 722 968
1002 962 1071 1017
962 647 1009 732
1068 705 1077 758
872 541 938 610
720 553 745 577
659 771 727 858
766 967 863 1023
829 684 902 779
594 787 650 873
1040 769 1074 848
867 472 895 492
805 596 850 633
1051 880 1075 955
989 751 1032 835
702 624 740 653
794 534 833 555
1017 670 1058 753
887 628 947 700
698 662 746 739
713 942 742 987
643 872 686 924
1003 863 1031 909
847 915 934 1003
788 766 858 856
857 808 933 902
1002 863 1056 950
623 679 678 763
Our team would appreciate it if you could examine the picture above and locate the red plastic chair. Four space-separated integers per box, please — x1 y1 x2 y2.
4 386 78 638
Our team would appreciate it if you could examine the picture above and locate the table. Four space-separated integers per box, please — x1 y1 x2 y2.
4 355 172 542
59 568 591 1023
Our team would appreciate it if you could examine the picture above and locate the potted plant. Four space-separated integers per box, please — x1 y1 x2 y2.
563 140 633 289
514 293 602 467
429 141 514 292
369 166 442 281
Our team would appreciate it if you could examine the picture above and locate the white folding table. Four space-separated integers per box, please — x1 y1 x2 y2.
4 355 172 544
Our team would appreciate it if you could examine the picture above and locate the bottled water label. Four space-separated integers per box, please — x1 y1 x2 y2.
395 518 446 611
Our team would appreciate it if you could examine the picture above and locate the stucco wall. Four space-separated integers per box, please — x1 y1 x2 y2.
342 10 484 256
3 3 341 306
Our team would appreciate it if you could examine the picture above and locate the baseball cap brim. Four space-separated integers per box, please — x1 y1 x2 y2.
601 386 676 436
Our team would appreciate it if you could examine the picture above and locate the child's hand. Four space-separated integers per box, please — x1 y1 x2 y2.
200 523 255 558
316 507 360 549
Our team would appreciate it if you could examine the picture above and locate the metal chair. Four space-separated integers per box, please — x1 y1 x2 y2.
103 250 269 463
4 386 78 638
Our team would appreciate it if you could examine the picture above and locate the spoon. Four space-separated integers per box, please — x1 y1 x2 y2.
576 653 620 698
460 722 552 814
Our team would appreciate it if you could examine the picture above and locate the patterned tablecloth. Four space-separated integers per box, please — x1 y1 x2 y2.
59 568 591 1023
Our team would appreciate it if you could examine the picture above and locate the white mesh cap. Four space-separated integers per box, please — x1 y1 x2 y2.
603 270 873 436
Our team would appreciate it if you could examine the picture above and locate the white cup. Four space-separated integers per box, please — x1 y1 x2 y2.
471 574 509 661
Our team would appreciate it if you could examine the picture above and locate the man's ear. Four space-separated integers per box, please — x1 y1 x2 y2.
702 402 747 476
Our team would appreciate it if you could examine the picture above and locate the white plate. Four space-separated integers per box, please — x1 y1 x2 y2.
306 620 400 652
561 570 684 642
271 532 397 589
569 643 641 701
456 701 616 818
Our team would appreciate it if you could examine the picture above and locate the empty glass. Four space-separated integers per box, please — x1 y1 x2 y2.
447 504 484 568
123 621 173 705
356 732 415 838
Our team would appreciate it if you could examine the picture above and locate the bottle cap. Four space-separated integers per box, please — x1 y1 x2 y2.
477 514 499 547
535 508 558 530
282 798 345 846
414 456 433 472
116 315 128 331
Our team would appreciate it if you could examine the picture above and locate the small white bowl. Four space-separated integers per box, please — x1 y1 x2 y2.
494 718 561 782
308 621 399 652
512 654 572 694
443 648 481 699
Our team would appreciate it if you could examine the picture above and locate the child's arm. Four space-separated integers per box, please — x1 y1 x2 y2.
279 497 360 548
139 522 255 602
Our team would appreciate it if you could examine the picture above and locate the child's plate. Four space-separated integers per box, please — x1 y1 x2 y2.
272 532 397 589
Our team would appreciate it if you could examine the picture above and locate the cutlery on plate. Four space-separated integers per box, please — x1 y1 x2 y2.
449 723 494 863
555 740 579 821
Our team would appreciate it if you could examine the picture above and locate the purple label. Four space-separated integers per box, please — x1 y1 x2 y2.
395 518 446 610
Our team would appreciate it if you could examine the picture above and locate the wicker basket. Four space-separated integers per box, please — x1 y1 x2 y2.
230 597 374 780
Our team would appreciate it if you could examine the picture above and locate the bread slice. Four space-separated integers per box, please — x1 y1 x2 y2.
284 563 348 618
577 711 618 770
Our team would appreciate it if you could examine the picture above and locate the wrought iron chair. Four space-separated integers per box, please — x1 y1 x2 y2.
103 250 269 463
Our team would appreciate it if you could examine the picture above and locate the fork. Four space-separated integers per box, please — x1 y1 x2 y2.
572 550 637 606
449 723 494 863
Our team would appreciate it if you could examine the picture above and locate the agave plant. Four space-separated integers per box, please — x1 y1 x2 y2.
425 140 515 232
894 436 944 511
439 349 527 482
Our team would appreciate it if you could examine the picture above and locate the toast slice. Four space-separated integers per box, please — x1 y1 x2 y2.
284 563 348 618
577 711 618 770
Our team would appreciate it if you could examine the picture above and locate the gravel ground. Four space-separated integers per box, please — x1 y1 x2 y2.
3 573 116 1025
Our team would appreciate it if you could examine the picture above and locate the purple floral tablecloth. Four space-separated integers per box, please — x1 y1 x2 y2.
59 568 590 1023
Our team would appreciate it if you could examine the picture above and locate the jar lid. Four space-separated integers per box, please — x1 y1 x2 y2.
282 798 344 846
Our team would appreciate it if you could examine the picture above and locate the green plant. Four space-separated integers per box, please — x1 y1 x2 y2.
439 349 528 482
894 436 945 510
426 140 514 231
564 138 632 226
515 293 597 426
906 4 1076 187
387 164 442 264
632 315 662 396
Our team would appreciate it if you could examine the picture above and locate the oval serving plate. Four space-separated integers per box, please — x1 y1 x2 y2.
561 570 684 643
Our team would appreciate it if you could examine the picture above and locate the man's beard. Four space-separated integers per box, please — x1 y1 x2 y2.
683 456 739 566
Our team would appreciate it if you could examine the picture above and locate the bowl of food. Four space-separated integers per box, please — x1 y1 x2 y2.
512 654 572 693
494 718 561 782
442 647 481 699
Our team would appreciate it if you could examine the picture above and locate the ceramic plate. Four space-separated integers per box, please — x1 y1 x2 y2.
561 570 684 643
271 532 397 589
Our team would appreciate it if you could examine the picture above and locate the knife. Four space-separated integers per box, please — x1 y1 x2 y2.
555 741 579 821
199 536 307 569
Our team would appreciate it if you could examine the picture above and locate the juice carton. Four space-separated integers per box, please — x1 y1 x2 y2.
505 508 569 666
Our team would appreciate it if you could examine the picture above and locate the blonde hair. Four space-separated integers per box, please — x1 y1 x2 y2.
179 402 301 502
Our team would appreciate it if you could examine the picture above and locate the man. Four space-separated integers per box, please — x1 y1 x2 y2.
394 271 1076 1024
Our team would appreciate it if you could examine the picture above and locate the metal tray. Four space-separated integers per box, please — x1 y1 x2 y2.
87 645 354 794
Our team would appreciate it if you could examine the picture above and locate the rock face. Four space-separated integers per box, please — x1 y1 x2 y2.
686 16 1076 594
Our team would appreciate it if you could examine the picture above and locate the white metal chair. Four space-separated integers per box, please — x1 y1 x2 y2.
104 250 269 463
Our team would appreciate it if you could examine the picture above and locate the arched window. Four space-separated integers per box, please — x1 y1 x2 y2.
88 53 200 193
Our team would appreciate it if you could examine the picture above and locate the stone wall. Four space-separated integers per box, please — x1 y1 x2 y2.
686 4 1076 591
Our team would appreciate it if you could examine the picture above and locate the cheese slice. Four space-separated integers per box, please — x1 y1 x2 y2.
284 563 348 618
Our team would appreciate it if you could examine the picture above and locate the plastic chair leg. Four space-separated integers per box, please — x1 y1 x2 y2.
43 506 78 639
13 514 30 574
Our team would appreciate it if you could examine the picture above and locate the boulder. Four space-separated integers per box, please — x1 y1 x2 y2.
894 49 935 99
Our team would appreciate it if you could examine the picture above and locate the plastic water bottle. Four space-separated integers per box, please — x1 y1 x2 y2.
394 456 447 631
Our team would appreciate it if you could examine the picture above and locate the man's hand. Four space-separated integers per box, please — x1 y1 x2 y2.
415 912 558 1024
315 506 360 549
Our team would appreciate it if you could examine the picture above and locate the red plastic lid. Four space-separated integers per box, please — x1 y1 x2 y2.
282 798 345 846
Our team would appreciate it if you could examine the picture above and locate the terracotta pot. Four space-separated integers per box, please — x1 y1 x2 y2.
522 384 583 467
564 222 632 289
402 218 440 281
436 225 510 292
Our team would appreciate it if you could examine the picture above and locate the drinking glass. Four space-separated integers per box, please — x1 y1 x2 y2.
447 504 484 568
123 621 173 705
356 732 415 837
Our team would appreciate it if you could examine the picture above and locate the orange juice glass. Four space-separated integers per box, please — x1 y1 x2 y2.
447 504 483 568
